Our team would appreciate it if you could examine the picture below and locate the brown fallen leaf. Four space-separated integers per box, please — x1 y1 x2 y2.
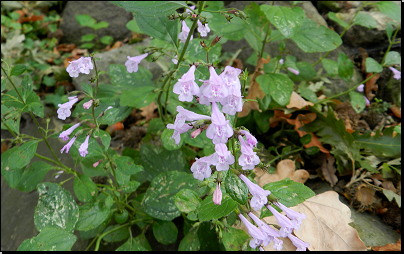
286 91 314 109
372 239 401 251
263 191 367 251
139 101 158 122
365 72 379 101
390 105 401 118
320 154 338 187
269 110 292 128
255 159 310 186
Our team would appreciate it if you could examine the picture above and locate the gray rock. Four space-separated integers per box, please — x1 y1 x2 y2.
59 1 133 49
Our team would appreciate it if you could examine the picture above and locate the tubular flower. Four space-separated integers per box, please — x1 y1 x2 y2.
248 212 284 251
265 204 296 237
59 122 81 141
60 136 77 154
196 79 211 106
79 57 94 74
356 84 365 92
239 174 271 211
125 53 148 73
288 234 310 251
190 155 213 181
213 182 222 205
203 67 228 103
66 56 93 78
210 143 235 171
173 65 200 102
79 135 90 157
238 214 268 249
197 20 210 37
287 67 299 75
389 66 401 80
219 66 242 96
238 136 260 170
239 130 258 148
221 88 243 115
206 102 233 144
83 99 93 109
273 202 307 232
179 20 193 43
57 96 79 120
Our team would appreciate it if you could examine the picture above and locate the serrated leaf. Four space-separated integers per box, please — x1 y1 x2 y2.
93 129 110 151
222 227 249 251
174 188 201 213
207 11 249 41
7 140 38 170
224 170 249 205
256 73 293 106
34 183 79 233
108 64 153 89
198 194 238 222
74 173 98 203
17 227 77 251
142 171 201 221
153 220 178 244
1 105 21 134
10 64 27 76
75 202 111 231
322 58 339 77
260 5 305 38
120 180 141 193
136 15 179 47
16 161 55 192
113 156 143 175
111 1 186 17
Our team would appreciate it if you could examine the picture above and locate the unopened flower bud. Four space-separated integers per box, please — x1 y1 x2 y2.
93 160 102 167
191 128 202 138
213 182 222 205
200 40 207 48
210 35 223 47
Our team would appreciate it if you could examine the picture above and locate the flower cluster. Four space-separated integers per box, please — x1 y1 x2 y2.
178 18 210 45
66 56 94 78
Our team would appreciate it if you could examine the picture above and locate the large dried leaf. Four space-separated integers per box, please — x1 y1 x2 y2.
262 191 367 251
286 91 314 109
254 159 309 186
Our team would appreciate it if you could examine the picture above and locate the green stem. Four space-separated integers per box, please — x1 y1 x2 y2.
1 118 17 138
381 23 401 65
267 147 303 165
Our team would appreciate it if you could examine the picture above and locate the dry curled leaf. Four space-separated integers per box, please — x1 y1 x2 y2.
286 91 314 109
254 159 309 186
372 239 401 251
390 105 401 119
365 72 379 101
321 155 338 187
263 191 367 251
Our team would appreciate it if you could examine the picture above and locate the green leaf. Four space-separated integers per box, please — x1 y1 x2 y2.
365 57 383 73
376 1 401 22
197 221 225 250
153 220 178 244
93 129 110 150
116 233 152 251
142 171 202 221
179 226 200 251
108 64 153 90
184 38 222 63
138 142 190 182
224 171 249 205
75 202 111 231
353 12 378 29
206 11 249 41
76 14 96 27
17 227 77 251
43 75 55 87
120 180 141 194
222 227 249 251
100 35 113 45
102 224 130 242
383 51 401 66
291 18 342 53
299 107 359 172
136 15 179 46
253 109 274 133
300 133 312 145
21 75 33 93
260 5 305 38
337 52 354 82
305 146 320 155
34 183 79 233
74 173 98 203
289 61 316 81
126 19 143 33
26 91 44 117
161 128 183 150
261 178 315 218
93 21 109 30
349 91 366 114
100 106 132 125
1 105 21 134
81 83 94 97
174 188 202 213
198 194 238 222
382 189 401 208
322 58 339 77
1 146 24 188
299 87 318 103
80 42 95 49
256 73 293 106
120 86 157 108
7 140 38 170
10 64 27 76
16 161 55 192
243 3 268 51
81 34 95 42
111 1 186 17
328 12 349 29
113 156 144 175
352 127 401 158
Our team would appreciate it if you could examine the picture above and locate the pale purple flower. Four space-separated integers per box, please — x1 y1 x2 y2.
173 65 200 102
203 67 228 103
265 204 296 237
213 182 222 205
221 92 243 115
172 55 178 64
57 96 79 120
288 234 310 251
239 130 258 148
219 66 242 96
179 20 193 43
79 57 93 74
79 135 90 157
59 122 81 141
191 128 202 138
60 136 77 154
287 67 299 75
238 214 267 249
197 20 210 37
357 84 365 92
104 106 113 113
239 174 271 211
83 99 93 109
54 170 64 179
185 5 195 13
190 155 212 181
197 79 211 106
125 53 148 73
389 66 401 80
364 96 370 106
167 123 192 145
206 102 233 144
274 202 306 232
248 212 283 250
238 136 260 170
210 143 235 171
279 59 284 65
